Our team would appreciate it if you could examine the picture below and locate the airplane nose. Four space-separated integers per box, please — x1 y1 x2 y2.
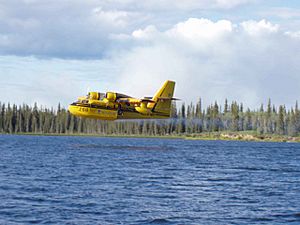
68 104 76 115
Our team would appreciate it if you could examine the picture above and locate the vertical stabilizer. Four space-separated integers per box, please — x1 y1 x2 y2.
148 80 175 116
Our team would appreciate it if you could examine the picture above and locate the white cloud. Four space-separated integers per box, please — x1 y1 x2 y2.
113 18 300 108
132 25 158 39
241 19 279 36
0 0 259 58
1 17 299 108
0 1 137 58
91 7 130 27
167 18 233 40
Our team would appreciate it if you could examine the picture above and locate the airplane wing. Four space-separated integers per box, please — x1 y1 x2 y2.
117 98 155 104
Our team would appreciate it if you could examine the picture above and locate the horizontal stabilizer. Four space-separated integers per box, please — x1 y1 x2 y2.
140 99 155 103
158 97 180 101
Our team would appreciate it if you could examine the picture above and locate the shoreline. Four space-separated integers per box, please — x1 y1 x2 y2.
184 132 300 143
1 132 300 143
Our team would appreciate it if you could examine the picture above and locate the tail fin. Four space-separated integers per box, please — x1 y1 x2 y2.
148 80 176 116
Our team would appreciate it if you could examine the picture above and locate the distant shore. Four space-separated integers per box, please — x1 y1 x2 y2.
184 132 300 143
1 132 300 143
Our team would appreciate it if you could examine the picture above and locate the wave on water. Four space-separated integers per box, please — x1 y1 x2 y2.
148 218 172 224
0 135 300 224
71 144 174 151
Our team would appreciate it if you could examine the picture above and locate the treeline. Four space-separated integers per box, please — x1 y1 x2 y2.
0 99 300 136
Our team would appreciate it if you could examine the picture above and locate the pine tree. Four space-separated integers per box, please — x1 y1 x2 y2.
288 108 297 136
295 101 300 133
276 105 285 135
195 98 202 118
231 102 239 131
224 99 228 114
181 103 186 133
212 101 220 131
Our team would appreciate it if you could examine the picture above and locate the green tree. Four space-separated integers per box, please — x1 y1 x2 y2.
276 105 285 135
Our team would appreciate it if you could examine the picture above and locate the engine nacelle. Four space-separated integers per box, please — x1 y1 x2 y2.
106 92 117 102
135 102 152 115
88 92 100 100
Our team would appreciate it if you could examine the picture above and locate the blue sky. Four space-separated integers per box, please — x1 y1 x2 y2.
0 0 300 108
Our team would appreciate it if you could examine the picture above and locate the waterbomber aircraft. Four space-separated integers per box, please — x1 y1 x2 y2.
68 80 177 120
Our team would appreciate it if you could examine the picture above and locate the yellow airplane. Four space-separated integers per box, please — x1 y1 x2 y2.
68 80 177 120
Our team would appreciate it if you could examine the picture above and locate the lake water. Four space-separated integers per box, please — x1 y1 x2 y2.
0 135 300 224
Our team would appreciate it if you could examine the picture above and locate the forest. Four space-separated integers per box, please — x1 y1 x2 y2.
0 99 300 137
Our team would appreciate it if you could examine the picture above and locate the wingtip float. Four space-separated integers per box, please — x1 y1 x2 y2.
68 80 178 120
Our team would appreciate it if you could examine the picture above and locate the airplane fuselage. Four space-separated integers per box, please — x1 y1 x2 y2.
68 80 176 121
68 102 170 120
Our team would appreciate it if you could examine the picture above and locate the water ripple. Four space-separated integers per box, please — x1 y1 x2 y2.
0 135 299 224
